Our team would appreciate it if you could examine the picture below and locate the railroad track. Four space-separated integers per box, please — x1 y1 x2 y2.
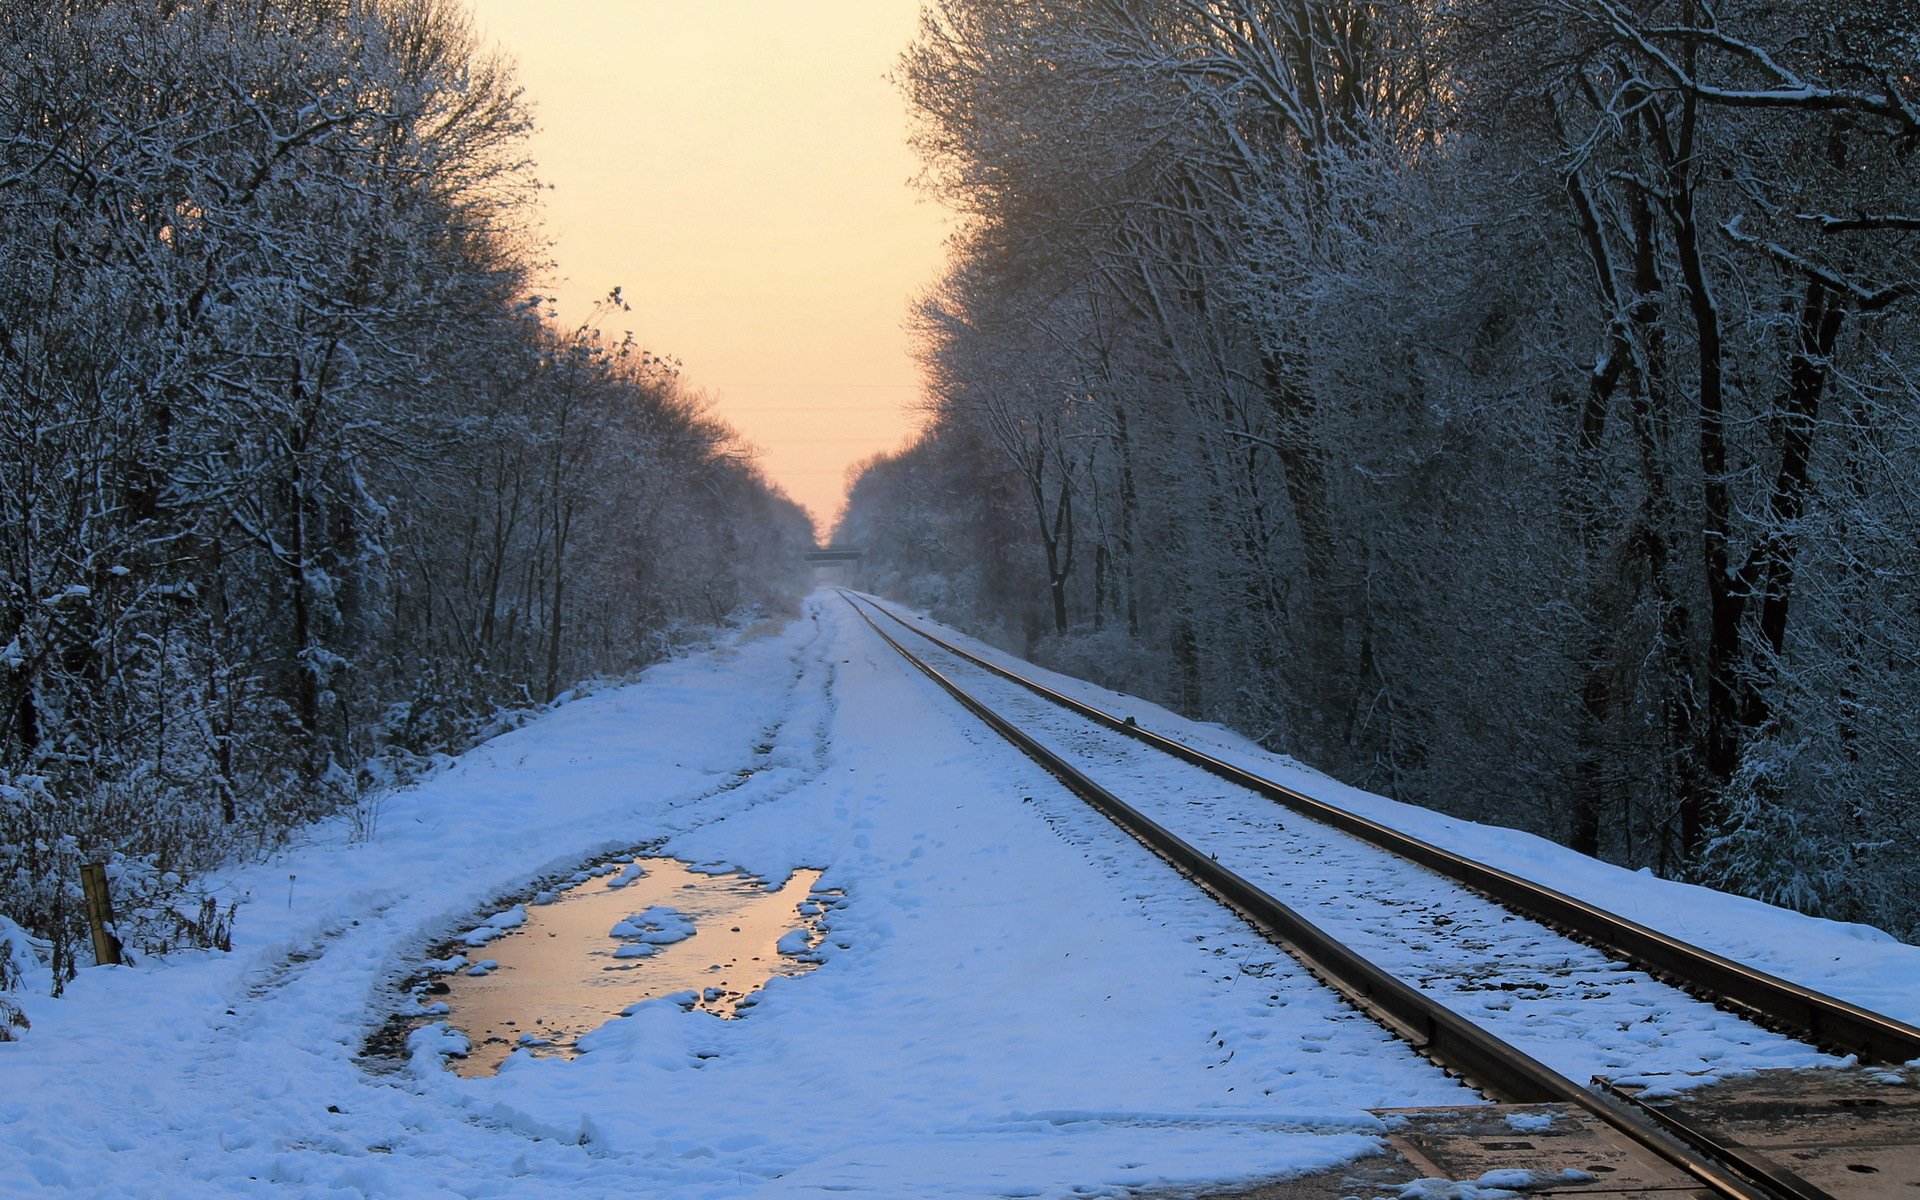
839 590 1920 1200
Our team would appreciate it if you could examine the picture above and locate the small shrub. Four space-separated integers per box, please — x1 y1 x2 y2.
0 918 37 1039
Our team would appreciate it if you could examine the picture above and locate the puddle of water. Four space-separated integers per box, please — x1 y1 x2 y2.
427 857 832 1077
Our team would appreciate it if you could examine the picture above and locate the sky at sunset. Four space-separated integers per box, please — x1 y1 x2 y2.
464 1 951 535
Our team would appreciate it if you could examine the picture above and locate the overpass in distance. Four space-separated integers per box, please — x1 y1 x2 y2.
805 546 862 587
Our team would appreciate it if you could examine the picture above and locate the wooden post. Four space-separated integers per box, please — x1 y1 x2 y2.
79 863 122 967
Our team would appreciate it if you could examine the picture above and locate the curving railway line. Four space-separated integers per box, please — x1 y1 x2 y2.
839 590 1920 1200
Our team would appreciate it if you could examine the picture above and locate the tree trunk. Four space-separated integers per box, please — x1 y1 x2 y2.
544 498 571 703
1747 282 1845 698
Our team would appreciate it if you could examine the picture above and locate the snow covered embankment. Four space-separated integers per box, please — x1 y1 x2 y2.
876 596 1920 1033
0 612 835 1196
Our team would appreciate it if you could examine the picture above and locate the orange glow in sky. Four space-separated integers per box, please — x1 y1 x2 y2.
465 1 950 535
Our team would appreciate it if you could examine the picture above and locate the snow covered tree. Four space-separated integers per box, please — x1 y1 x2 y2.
849 0 1920 938
0 0 814 985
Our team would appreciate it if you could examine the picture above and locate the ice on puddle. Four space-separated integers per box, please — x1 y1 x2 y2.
610 906 696 945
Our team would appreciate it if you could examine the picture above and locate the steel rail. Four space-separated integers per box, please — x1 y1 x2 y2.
1594 1078 1836 1200
845 591 1920 1068
842 594 1797 1200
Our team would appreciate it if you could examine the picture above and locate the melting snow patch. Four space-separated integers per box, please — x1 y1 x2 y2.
1397 1167 1595 1198
775 929 811 957
633 989 702 1014
606 862 646 888
1501 1112 1556 1133
459 904 528 946
407 1022 469 1066
610 906 696 945
488 905 527 930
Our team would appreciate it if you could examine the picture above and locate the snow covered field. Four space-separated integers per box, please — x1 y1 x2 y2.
3 592 1918 1199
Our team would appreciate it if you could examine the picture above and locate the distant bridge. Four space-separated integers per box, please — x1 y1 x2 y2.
806 546 862 583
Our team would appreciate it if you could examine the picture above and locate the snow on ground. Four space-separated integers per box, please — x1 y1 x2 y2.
8 590 1916 1200
1 595 1459 1200
866 595 1920 1033
888 620 1844 1088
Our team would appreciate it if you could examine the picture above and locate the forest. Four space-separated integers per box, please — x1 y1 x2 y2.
841 0 1920 938
0 0 813 987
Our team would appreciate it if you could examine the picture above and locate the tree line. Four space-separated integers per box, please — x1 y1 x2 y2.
0 0 812 987
841 0 1920 937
